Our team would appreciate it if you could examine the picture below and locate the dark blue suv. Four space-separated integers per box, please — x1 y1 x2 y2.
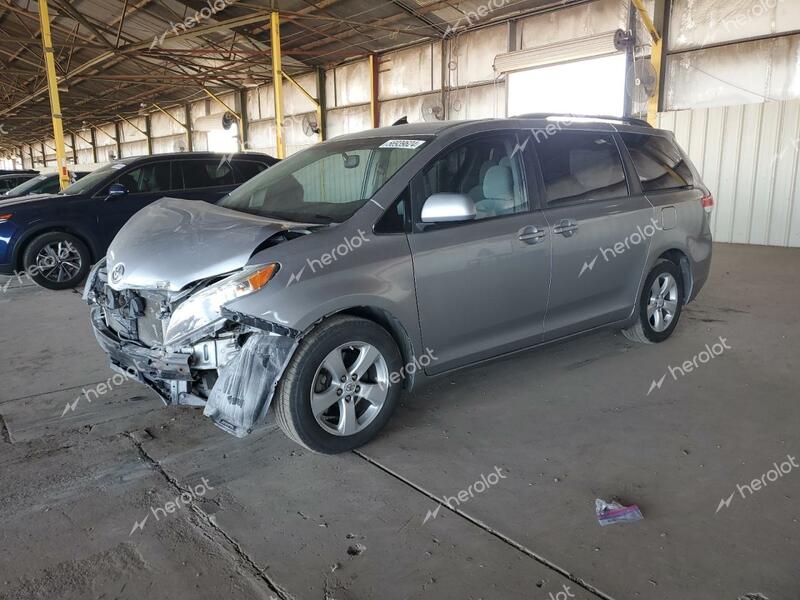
0 152 277 289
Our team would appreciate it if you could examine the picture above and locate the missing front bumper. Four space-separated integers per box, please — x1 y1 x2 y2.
89 305 298 436
203 333 297 437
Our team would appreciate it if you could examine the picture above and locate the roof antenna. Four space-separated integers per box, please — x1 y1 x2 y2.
392 116 408 126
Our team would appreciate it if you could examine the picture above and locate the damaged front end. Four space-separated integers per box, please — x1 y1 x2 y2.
84 259 298 437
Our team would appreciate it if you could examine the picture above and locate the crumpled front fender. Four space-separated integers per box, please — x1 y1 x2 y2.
203 332 297 437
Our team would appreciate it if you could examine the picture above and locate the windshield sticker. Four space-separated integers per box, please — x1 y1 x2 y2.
380 139 426 150
110 163 126 170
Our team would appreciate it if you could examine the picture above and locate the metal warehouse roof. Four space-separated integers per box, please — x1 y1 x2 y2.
0 0 574 151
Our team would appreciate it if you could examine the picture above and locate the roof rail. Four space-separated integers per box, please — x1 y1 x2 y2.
513 113 653 128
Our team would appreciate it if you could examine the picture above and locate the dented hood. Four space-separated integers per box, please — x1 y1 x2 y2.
107 197 298 292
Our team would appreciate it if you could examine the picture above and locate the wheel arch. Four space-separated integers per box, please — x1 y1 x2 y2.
14 225 98 271
309 306 419 391
656 248 693 304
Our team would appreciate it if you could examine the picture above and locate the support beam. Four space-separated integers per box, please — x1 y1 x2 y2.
184 103 194 152
114 121 123 159
238 90 250 151
653 0 670 113
316 68 326 142
145 115 153 155
37 0 70 189
153 102 192 152
631 0 664 126
281 71 324 143
271 11 285 159
90 127 98 163
369 54 380 128
69 132 77 164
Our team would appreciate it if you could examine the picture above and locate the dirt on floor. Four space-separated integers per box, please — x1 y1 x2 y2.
0 242 798 600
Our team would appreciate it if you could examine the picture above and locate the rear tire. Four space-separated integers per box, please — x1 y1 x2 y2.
622 259 684 344
274 316 403 454
22 232 91 290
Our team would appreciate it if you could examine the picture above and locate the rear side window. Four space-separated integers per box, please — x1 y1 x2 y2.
39 178 61 194
232 160 267 183
115 163 171 193
177 159 235 189
534 131 627 204
621 133 694 191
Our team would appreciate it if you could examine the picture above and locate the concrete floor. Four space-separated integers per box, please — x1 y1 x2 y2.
0 242 798 600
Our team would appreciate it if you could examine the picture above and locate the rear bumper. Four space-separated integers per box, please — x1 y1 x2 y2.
687 236 713 303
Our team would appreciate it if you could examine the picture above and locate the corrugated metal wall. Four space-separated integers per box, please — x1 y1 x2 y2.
659 100 800 247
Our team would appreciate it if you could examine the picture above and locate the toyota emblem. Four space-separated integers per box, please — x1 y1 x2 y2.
110 263 125 283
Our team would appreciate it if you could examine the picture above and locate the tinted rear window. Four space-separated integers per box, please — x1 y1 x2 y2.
534 131 628 204
232 160 267 183
177 159 235 189
621 133 694 192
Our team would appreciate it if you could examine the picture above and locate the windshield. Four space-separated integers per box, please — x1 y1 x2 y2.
219 136 430 224
60 162 124 196
4 174 49 196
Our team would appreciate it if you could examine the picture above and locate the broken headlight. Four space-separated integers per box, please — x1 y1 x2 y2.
163 263 278 348
82 257 107 302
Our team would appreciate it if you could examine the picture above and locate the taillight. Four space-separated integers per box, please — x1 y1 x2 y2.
0 213 12 223
701 194 714 213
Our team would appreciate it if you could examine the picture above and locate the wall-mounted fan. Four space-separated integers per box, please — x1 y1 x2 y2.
626 57 658 105
421 101 445 122
302 114 320 137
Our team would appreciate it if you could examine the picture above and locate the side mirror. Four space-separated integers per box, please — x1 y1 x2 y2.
107 183 128 198
421 193 476 223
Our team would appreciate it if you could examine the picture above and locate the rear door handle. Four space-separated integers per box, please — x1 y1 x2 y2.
518 225 547 244
553 219 579 237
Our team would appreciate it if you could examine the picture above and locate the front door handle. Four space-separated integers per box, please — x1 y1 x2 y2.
553 219 579 237
518 225 547 244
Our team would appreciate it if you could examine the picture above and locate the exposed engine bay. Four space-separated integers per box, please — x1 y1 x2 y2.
84 261 299 437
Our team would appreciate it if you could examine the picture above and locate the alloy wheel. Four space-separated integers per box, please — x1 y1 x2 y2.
647 272 679 333
310 342 389 436
34 240 82 284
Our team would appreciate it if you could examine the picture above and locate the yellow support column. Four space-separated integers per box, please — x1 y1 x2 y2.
38 0 70 190
271 11 286 159
631 0 663 126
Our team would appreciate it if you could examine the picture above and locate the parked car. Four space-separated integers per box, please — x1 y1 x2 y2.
85 116 713 453
0 172 38 192
0 152 278 289
2 171 90 198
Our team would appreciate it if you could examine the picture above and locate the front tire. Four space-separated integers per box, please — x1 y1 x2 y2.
22 232 91 290
274 316 403 454
622 259 685 344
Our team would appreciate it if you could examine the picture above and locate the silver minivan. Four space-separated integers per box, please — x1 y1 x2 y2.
85 115 713 453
